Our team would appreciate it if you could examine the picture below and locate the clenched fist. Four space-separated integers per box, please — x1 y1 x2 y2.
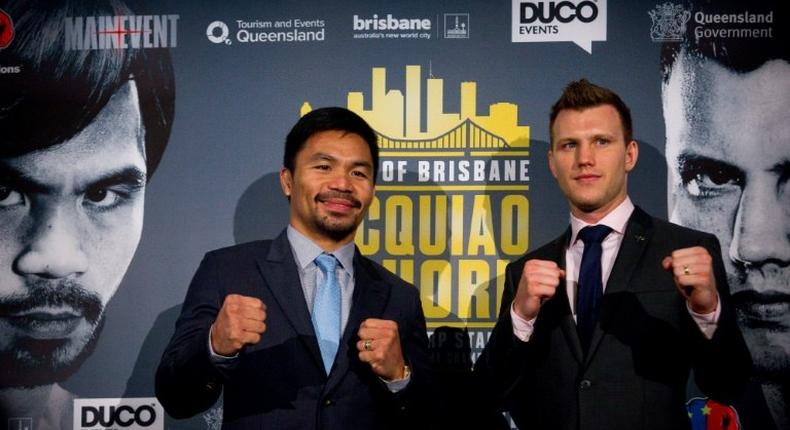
356 319 406 381
210 294 267 356
662 246 718 314
513 259 566 320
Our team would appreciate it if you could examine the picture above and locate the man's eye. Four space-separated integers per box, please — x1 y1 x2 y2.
83 187 122 209
315 164 330 170
0 186 25 208
679 158 744 198
351 170 368 178
560 142 576 150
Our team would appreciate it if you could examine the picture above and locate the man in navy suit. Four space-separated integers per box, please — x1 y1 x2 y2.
474 80 751 430
156 107 431 429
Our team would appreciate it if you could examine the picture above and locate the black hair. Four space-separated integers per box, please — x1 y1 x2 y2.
284 107 379 183
0 0 175 179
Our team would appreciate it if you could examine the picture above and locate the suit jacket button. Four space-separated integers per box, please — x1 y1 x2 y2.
324 399 334 406
205 382 216 390
579 379 592 390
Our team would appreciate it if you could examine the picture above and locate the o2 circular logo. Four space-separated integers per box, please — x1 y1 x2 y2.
0 8 15 49
206 21 231 44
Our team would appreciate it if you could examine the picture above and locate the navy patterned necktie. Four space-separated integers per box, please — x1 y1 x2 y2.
576 225 613 353
313 253 341 374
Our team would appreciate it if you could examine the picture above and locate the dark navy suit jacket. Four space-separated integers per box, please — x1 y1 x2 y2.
156 231 432 429
474 207 751 430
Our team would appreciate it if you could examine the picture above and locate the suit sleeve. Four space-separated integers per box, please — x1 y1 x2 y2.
689 234 752 403
387 282 435 428
472 259 531 410
155 254 226 419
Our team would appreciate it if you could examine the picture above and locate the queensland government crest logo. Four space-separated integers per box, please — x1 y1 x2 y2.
648 2 691 42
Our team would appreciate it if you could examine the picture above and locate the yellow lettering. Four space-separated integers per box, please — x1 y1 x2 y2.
384 195 415 255
382 259 414 284
419 195 447 255
420 259 452 319
450 194 464 256
467 195 496 256
500 195 529 255
355 196 380 254
457 259 490 319
496 259 508 315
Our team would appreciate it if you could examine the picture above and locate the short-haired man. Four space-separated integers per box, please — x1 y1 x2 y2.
661 3 788 427
156 107 431 429
0 0 175 428
475 80 751 429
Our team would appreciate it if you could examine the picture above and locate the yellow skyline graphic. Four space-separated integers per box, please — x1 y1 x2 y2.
301 65 530 150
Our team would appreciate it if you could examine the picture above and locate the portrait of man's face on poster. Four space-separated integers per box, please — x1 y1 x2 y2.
0 0 174 407
664 52 789 381
661 2 788 425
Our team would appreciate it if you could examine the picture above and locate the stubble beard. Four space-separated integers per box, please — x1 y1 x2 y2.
0 281 105 388
315 215 359 243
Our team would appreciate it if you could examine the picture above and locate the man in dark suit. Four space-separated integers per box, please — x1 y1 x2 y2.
156 107 431 429
474 80 751 430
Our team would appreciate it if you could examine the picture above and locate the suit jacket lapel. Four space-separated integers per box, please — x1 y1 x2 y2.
602 207 652 295
325 250 391 393
255 231 325 372
585 207 652 365
536 229 585 365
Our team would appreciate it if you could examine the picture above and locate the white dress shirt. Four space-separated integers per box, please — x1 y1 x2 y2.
511 197 720 342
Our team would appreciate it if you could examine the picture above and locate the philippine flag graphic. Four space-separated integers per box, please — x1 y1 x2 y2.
687 397 741 430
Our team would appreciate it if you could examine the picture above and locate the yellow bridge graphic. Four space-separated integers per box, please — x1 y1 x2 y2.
377 118 509 150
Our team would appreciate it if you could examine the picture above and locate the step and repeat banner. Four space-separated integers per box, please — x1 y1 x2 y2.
0 0 785 429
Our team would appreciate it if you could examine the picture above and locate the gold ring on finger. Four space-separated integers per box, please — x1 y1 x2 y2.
363 339 372 351
683 265 690 276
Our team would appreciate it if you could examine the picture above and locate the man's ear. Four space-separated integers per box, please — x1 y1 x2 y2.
280 167 293 198
548 149 558 178
625 140 639 172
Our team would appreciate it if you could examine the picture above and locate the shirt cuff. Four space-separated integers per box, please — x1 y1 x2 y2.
208 324 239 365
686 293 721 340
510 302 536 343
381 372 411 393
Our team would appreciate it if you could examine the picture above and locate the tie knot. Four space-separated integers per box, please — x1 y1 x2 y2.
578 225 613 245
315 253 338 274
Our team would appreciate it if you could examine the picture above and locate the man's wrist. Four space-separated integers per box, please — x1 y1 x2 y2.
386 364 410 382
381 364 411 393
510 302 536 342
400 364 411 381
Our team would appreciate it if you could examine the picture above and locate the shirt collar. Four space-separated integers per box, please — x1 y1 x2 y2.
286 225 356 277
569 197 635 245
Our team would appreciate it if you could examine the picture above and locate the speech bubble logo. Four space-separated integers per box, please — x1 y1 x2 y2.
511 0 607 54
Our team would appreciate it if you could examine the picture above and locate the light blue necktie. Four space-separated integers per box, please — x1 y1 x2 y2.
313 253 341 374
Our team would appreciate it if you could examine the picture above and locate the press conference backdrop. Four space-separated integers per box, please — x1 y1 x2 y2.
0 0 784 429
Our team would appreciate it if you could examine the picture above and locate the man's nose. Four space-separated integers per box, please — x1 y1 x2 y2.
575 142 595 166
729 181 790 267
14 205 89 279
327 172 353 191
